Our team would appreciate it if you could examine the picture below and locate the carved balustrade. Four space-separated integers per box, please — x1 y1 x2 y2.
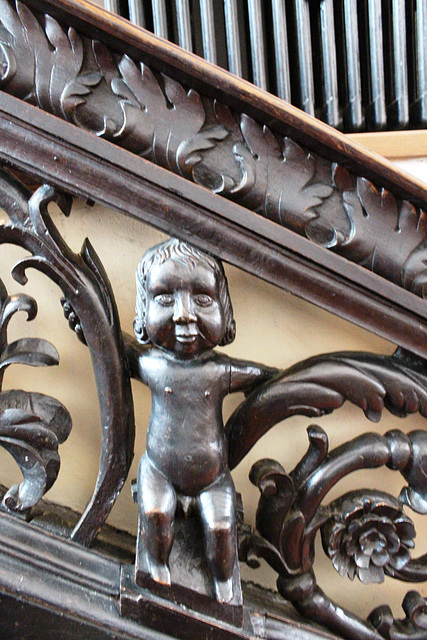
0 1 426 639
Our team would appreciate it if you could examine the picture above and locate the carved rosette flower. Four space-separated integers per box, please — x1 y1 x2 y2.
321 492 415 584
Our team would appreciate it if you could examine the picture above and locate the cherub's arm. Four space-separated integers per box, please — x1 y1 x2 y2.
229 357 280 395
123 332 150 385
62 301 150 386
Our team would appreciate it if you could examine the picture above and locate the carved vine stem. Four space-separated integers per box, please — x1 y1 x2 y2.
231 350 427 640
0 169 134 544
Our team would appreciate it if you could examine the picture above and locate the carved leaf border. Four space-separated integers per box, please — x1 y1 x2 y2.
0 3 426 637
1 0 427 300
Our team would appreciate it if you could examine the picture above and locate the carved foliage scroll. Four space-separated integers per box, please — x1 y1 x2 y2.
232 349 427 640
0 168 134 545
0 3 426 637
0 166 425 638
0 279 72 513
1 0 427 300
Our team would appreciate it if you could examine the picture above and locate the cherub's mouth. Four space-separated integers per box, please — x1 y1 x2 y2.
175 323 199 344
176 334 197 343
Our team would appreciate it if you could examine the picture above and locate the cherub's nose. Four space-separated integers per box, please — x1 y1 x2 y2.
173 291 197 324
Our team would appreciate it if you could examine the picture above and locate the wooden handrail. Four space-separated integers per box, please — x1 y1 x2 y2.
24 0 427 205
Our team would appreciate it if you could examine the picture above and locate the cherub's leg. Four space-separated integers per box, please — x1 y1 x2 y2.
197 469 236 603
136 454 177 586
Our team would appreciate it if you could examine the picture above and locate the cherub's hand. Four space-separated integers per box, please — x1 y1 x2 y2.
61 298 87 345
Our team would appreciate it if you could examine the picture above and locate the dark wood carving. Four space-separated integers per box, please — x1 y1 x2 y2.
0 168 135 545
0 501 345 639
227 349 427 469
0 168 426 638
121 238 276 617
1 0 427 304
0 0 427 638
240 423 427 640
0 278 71 513
230 348 427 639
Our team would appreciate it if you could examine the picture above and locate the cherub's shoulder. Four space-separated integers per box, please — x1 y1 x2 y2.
203 350 231 370
124 337 165 383
138 346 168 369
177 351 231 379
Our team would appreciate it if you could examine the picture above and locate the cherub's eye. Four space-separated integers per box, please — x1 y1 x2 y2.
155 294 174 306
194 294 213 307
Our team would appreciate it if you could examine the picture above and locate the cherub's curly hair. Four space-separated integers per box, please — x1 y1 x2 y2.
134 238 236 346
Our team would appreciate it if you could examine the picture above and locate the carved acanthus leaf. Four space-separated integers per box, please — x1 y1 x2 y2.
0 391 72 512
2 0 427 301
0 169 134 545
0 337 58 370
61 72 103 123
92 49 229 175
0 288 58 390
0 276 71 514
227 350 427 470
0 0 84 115
192 101 251 195
236 115 334 232
338 176 427 292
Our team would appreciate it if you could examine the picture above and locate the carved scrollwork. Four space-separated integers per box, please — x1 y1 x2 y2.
225 346 427 639
239 424 427 640
0 4 427 635
0 167 134 544
226 349 427 470
2 0 427 303
0 279 71 513
369 591 427 640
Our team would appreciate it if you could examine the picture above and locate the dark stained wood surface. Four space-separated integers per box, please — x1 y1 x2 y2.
22 0 427 210
0 1 426 639
0 508 340 640
1 93 427 360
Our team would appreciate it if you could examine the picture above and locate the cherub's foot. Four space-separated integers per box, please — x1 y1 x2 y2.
149 560 171 586
214 577 233 604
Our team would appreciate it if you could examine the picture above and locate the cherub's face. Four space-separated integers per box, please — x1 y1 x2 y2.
144 259 225 358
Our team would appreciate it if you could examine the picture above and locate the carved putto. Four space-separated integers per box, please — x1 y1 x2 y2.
127 238 277 604
1 0 427 636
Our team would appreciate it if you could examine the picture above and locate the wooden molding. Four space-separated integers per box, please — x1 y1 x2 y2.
0 2 427 639
2 93 427 359
0 509 339 640
8 0 427 208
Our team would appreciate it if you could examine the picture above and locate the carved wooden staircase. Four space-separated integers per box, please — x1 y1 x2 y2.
0 0 427 638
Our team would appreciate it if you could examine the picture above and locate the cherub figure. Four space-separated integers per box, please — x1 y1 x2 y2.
125 238 277 604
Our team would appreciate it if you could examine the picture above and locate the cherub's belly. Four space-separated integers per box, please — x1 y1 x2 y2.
146 428 226 495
